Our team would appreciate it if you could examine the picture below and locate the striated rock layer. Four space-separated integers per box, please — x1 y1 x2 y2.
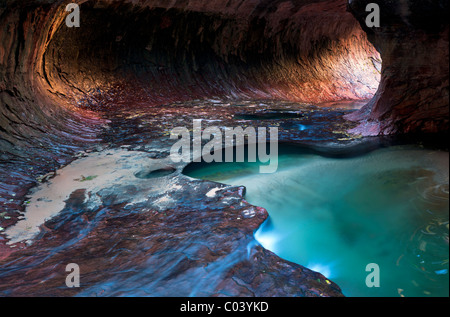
346 0 449 135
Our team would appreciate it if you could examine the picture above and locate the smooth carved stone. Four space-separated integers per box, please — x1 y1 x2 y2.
346 0 449 135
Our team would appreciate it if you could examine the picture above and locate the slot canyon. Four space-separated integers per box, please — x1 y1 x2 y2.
0 0 448 297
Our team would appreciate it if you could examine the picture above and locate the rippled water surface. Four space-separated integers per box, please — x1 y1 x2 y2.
184 145 449 297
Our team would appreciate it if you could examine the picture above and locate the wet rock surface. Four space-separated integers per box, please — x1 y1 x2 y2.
0 134 345 296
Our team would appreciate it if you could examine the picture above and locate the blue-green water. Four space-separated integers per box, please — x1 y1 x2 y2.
184 145 449 297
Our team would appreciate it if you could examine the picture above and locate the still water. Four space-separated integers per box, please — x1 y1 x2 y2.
184 144 449 297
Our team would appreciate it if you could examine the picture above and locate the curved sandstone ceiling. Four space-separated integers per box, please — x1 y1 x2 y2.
0 0 382 146
42 0 381 102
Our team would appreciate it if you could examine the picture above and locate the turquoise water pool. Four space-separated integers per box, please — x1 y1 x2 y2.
184 144 449 297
